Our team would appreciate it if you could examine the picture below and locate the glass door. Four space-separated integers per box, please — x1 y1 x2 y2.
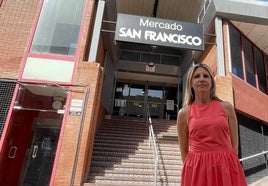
21 120 60 185
164 86 178 120
114 82 130 116
113 81 178 119
128 84 145 117
147 85 163 119
0 83 66 185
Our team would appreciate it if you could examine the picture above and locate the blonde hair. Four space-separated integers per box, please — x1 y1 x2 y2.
183 63 219 106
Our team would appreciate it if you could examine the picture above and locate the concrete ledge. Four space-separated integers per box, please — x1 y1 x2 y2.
249 176 268 186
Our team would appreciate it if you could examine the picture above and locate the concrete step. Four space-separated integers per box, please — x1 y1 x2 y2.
87 117 182 186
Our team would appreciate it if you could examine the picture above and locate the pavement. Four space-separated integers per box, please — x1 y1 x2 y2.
249 176 268 186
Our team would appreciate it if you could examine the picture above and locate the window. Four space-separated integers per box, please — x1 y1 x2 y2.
229 24 244 79
242 37 256 87
229 22 268 94
254 47 267 93
120 49 181 66
141 53 160 64
120 50 140 61
30 0 86 56
265 55 268 91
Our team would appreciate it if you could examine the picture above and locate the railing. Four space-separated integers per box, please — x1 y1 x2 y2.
240 151 268 162
146 104 159 186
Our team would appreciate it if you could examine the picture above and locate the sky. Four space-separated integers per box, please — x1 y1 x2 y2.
233 0 268 5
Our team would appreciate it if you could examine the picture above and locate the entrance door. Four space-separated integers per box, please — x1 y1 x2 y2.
0 84 66 185
128 84 145 117
147 85 163 118
21 120 60 185
113 81 178 119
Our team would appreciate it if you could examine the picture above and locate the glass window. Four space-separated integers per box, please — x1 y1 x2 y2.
265 55 268 91
141 53 160 64
162 55 180 66
229 24 244 79
120 50 140 61
242 37 256 87
254 47 267 93
30 0 86 56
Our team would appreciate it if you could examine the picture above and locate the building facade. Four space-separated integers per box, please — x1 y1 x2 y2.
0 0 268 185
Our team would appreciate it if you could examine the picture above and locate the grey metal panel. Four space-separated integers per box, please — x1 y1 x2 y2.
215 17 225 76
118 61 180 77
214 0 268 25
101 53 116 114
88 0 105 62
201 0 217 32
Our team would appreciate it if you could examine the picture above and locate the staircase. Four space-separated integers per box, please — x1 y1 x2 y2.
85 116 183 186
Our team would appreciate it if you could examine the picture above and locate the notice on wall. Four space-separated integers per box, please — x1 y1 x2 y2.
115 13 204 51
69 99 84 115
166 100 174 110
145 64 155 72
115 99 127 107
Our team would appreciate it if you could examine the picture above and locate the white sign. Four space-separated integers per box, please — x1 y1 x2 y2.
146 65 155 72
166 100 174 110
69 99 84 115
115 99 126 107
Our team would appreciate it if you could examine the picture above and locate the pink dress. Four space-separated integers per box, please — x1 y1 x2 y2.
181 100 247 186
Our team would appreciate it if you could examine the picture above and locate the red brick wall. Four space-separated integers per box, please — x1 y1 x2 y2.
232 75 268 123
53 62 104 185
215 75 234 104
0 0 39 79
199 31 217 74
78 0 96 62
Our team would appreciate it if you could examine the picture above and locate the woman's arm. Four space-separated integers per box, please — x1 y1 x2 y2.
222 101 239 155
177 107 189 163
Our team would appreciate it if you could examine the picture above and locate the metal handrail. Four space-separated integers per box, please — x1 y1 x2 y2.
240 151 268 162
146 104 159 186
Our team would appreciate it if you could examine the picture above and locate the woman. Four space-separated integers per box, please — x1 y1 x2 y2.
177 63 247 186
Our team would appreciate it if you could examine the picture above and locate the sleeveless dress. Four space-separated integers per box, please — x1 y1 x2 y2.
181 100 247 186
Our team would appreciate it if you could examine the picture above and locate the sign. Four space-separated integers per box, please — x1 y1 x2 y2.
69 99 84 115
145 64 155 72
114 99 127 107
115 13 204 51
166 100 174 110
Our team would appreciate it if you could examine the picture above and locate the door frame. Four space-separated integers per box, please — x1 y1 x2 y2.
0 83 67 185
113 80 179 119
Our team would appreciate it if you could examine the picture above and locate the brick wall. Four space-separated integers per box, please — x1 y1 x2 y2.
232 75 268 123
199 32 217 74
0 0 39 79
215 75 234 104
53 62 104 185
